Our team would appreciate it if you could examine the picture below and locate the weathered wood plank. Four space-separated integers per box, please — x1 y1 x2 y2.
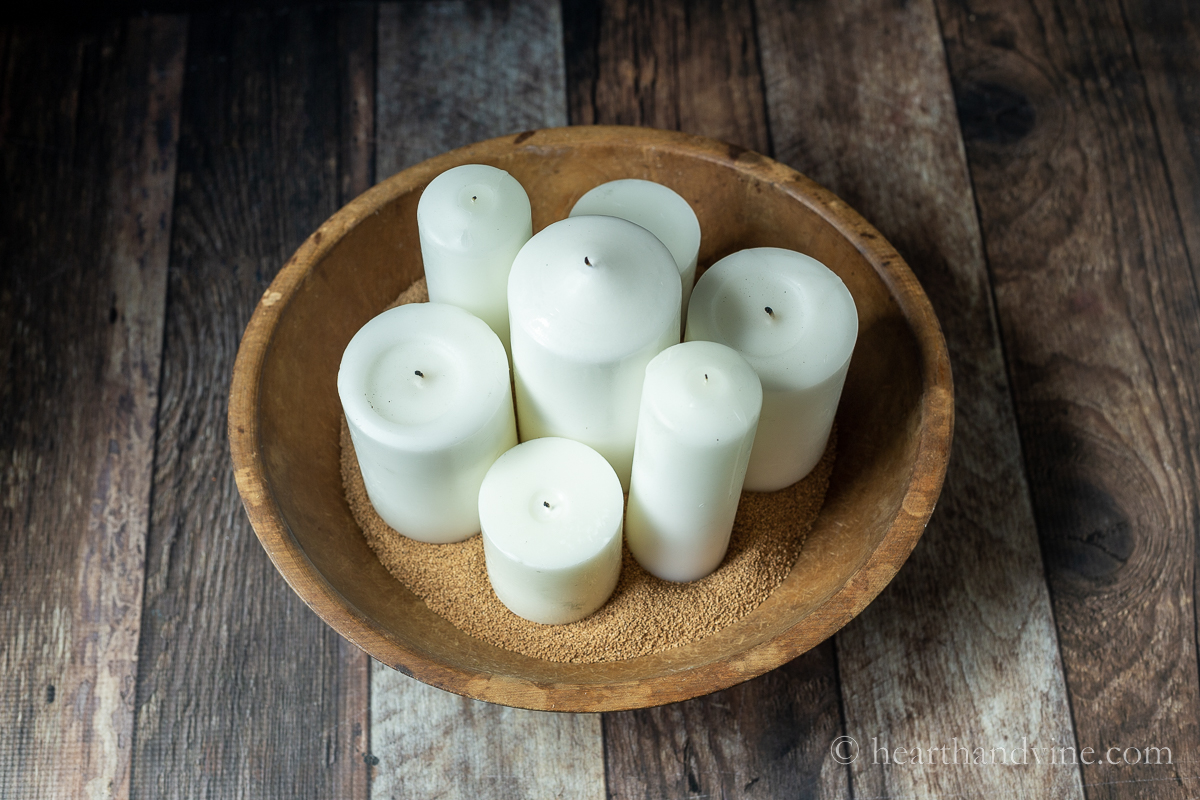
370 3 602 798
938 0 1200 796
334 5 377 799
1120 0 1200 269
561 2 846 797
375 0 569 179
563 0 770 153
0 17 184 800
602 648 849 800
372 686 603 800
130 8 370 798
754 0 1084 797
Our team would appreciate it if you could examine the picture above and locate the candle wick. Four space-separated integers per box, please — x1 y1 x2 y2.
543 501 550 508
704 374 708 381
584 256 592 267
414 370 424 378
765 306 774 316
471 195 477 201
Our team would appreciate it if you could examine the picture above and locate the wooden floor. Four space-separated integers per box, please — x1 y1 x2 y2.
2 1 1197 798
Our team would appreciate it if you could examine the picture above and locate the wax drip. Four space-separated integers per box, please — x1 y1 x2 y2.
414 370 424 377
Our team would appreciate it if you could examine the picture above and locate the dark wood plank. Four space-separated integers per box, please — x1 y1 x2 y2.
334 4 376 797
0 16 185 799
1120 0 1200 269
130 8 371 798
369 4 603 796
602 648 849 800
338 2 376 205
938 0 1200 796
561 2 845 797
563 0 770 153
754 0 1084 797
758 3 1089 796
375 0 568 179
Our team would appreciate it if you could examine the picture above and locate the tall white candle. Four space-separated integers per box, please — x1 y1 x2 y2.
508 215 681 489
479 437 624 625
685 248 858 491
569 179 701 328
626 341 762 582
337 302 517 543
417 164 532 354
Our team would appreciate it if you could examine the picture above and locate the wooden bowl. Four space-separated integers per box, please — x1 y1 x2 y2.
229 126 953 712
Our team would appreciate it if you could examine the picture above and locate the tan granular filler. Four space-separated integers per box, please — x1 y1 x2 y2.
340 278 836 663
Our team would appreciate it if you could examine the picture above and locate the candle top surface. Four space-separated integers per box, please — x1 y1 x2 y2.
479 437 624 570
642 341 763 443
686 248 858 389
338 302 510 449
508 215 682 361
416 164 531 252
568 179 701 272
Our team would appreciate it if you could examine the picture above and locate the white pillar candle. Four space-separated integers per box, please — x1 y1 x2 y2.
478 437 624 625
625 341 762 582
417 164 532 354
685 248 858 492
508 215 681 489
337 302 517 543
568 179 701 328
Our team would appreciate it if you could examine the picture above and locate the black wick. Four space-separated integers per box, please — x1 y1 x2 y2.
414 370 424 377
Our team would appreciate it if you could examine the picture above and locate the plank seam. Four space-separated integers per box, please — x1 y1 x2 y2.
747 0 776 159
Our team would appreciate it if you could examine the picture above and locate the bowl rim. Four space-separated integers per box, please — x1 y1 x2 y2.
228 125 954 712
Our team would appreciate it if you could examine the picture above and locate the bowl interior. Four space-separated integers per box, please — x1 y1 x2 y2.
240 127 951 711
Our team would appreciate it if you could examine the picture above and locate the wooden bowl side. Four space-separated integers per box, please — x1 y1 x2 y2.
229 126 953 711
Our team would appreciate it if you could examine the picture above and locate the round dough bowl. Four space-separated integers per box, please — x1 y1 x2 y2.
228 126 953 712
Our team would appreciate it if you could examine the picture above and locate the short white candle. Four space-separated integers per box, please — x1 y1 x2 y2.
417 164 532 354
626 341 763 582
508 215 681 489
569 179 701 328
479 437 624 625
337 302 517 543
685 248 858 491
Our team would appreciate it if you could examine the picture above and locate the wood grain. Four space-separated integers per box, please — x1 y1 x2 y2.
129 8 369 798
370 4 601 797
939 0 1200 796
334 6 377 799
1119 0 1200 269
372 687 604 799
562 3 845 797
375 0 568 180
602 647 849 800
754 0 1084 797
0 17 184 800
564 0 770 154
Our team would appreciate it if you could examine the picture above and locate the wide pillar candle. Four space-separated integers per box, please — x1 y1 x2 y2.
479 437 624 625
337 302 517 543
508 215 681 489
685 248 858 491
626 341 763 582
417 164 532 354
569 179 701 328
